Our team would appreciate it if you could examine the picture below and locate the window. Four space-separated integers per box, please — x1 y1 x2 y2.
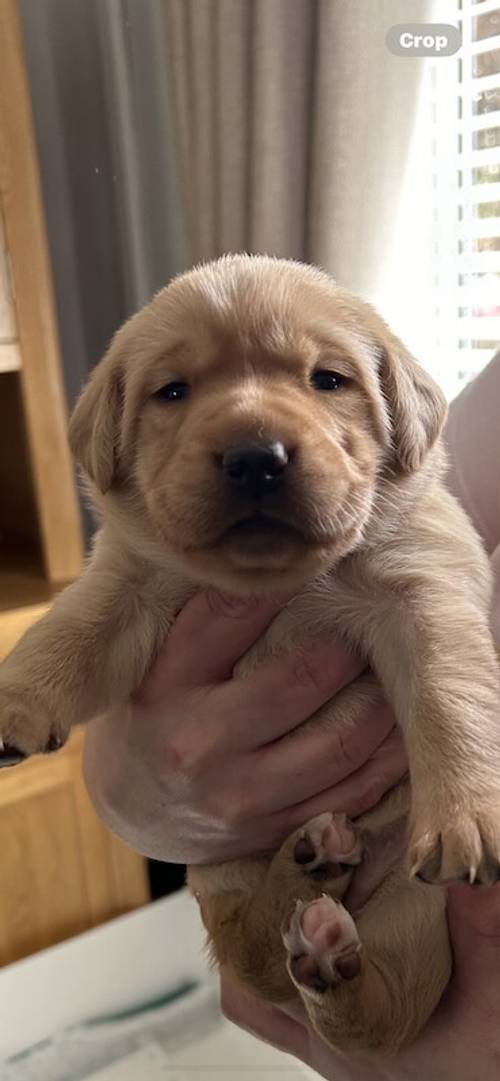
375 0 500 401
433 0 500 397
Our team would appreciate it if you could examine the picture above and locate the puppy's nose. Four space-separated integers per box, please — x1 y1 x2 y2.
222 442 289 497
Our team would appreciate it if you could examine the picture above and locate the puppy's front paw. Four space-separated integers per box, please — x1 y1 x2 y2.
283 896 361 994
409 802 500 886
0 687 66 765
293 812 362 884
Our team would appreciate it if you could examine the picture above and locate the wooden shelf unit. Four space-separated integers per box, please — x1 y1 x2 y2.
0 344 21 372
0 727 150 968
0 203 20 372
0 0 150 964
0 0 84 655
0 546 55 660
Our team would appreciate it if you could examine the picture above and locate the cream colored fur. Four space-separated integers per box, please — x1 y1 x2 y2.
1 255 499 1056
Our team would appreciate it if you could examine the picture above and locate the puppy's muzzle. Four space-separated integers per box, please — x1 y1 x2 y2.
222 441 290 499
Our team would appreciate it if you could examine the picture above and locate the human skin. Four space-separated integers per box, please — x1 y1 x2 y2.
84 588 405 864
84 352 500 870
83 351 500 1077
85 584 500 1081
219 883 500 1081
217 351 500 1078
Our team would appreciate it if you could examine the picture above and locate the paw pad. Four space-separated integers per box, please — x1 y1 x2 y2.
283 896 361 993
293 812 362 876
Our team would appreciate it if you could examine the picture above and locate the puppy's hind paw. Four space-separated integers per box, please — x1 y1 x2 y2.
292 812 362 884
282 896 362 996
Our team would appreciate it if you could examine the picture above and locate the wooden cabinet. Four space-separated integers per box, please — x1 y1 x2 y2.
0 0 150 965
0 729 149 967
0 0 83 600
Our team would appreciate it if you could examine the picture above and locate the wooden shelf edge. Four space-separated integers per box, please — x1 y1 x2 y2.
0 341 21 372
0 724 82 807
0 0 84 583
0 600 49 661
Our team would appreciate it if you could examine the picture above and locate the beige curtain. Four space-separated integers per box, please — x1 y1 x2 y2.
166 0 434 299
21 0 435 384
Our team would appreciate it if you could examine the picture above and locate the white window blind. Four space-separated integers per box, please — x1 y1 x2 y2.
432 0 500 397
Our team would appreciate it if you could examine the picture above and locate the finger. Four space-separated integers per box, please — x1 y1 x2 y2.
214 640 364 747
324 723 407 816
139 589 286 702
220 970 308 1060
268 724 406 840
251 700 396 810
280 999 309 1024
447 883 500 997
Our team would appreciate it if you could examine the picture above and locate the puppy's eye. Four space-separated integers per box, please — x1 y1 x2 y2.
311 370 348 392
154 381 190 402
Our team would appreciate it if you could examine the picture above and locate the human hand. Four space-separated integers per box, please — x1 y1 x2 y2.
83 589 405 864
220 883 500 1081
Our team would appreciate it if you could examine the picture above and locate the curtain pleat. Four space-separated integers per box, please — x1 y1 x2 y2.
165 0 436 298
309 0 435 296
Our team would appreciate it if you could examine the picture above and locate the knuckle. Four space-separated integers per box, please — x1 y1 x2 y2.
349 772 391 815
204 788 226 821
204 787 248 828
291 644 360 697
163 729 205 778
226 792 251 829
205 589 259 619
291 651 323 693
334 725 365 772
359 773 388 809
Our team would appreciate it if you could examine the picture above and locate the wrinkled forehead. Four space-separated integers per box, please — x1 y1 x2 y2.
125 268 382 390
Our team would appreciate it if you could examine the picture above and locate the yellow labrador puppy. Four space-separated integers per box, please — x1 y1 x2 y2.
1 255 500 1055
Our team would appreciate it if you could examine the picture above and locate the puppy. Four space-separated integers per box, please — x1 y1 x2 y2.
1 254 500 1055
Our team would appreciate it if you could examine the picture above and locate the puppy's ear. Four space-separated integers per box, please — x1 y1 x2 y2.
378 337 447 474
69 354 123 493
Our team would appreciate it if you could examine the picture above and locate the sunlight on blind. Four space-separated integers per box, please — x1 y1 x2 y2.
433 0 500 397
375 0 500 402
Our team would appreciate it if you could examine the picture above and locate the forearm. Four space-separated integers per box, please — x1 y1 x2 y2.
0 556 167 759
444 350 500 554
2 577 144 719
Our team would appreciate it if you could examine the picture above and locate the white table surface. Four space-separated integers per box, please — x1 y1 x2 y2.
0 889 318 1080
0 891 206 1060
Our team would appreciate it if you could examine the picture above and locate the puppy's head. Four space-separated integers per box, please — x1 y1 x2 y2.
70 255 446 593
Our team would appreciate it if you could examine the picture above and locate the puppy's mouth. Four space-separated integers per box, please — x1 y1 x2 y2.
222 513 302 542
216 512 306 564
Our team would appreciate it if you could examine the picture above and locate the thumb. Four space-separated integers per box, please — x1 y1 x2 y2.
447 882 500 995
